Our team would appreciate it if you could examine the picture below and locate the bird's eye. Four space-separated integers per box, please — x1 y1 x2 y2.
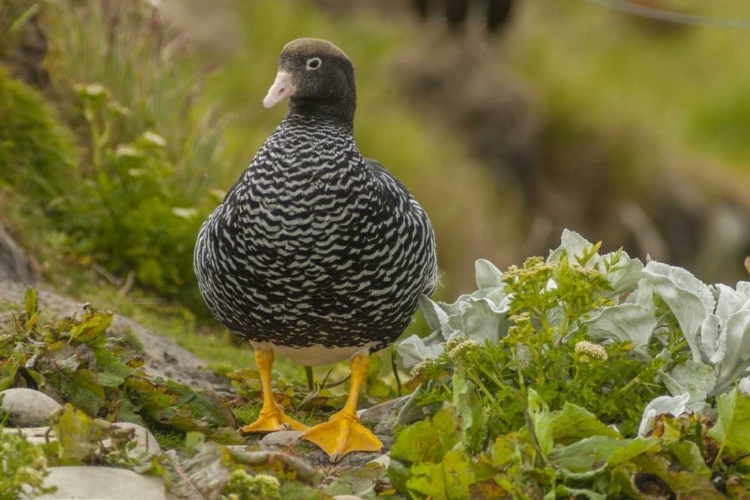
306 57 322 70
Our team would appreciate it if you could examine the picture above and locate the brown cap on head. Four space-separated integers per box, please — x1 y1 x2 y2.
280 38 349 61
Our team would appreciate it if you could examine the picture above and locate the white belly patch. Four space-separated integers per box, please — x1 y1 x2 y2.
251 341 379 366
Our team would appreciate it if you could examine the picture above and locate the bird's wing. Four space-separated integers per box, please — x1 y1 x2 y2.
364 158 439 297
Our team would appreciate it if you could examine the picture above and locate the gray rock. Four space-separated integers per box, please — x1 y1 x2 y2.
2 426 49 446
0 225 35 284
29 466 166 500
108 422 161 460
3 422 160 461
368 454 390 468
0 388 61 426
358 395 409 428
259 430 303 451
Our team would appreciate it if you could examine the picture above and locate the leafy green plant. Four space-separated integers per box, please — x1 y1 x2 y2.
391 230 750 498
0 66 77 198
0 0 229 309
400 231 671 440
0 424 54 500
389 389 750 499
0 288 241 443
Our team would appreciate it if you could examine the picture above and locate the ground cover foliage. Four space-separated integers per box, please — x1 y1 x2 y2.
389 231 750 498
4 231 750 499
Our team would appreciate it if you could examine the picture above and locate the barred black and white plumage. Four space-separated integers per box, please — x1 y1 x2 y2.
194 38 437 367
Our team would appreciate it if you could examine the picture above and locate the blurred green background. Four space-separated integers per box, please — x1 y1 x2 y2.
2 0 750 370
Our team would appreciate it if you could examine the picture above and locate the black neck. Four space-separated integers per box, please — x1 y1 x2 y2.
288 96 356 133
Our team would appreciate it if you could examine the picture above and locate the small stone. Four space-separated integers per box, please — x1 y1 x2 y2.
368 454 390 468
2 427 49 446
0 388 62 427
29 466 166 500
107 422 161 460
358 395 409 424
259 430 303 451
4 423 160 460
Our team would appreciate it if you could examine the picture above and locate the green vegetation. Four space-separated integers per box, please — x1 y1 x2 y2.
389 231 750 498
510 1 750 169
0 424 53 500
0 66 77 199
0 289 241 443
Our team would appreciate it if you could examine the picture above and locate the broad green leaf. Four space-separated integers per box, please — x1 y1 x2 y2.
52 404 104 461
96 371 125 388
165 380 236 428
707 388 750 459
549 436 658 475
527 388 553 457
390 407 460 464
634 455 725 500
93 348 135 379
57 369 106 416
70 312 113 343
475 259 503 289
607 437 660 466
584 304 657 350
406 449 475 500
549 403 621 444
323 463 387 498
668 441 711 477
490 435 517 468
386 459 411 495
555 485 606 500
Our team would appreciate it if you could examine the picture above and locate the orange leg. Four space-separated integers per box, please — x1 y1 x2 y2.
240 349 307 434
302 352 383 462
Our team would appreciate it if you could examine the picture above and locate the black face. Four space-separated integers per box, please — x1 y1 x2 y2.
279 39 357 126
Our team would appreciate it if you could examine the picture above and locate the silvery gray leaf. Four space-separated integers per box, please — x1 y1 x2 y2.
712 309 750 396
643 261 716 315
662 361 716 409
459 297 512 345
396 332 445 369
715 283 750 323
599 251 644 297
739 377 750 397
585 304 657 350
475 259 504 289
701 314 721 363
418 295 456 340
642 263 714 362
638 393 690 437
547 229 600 267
